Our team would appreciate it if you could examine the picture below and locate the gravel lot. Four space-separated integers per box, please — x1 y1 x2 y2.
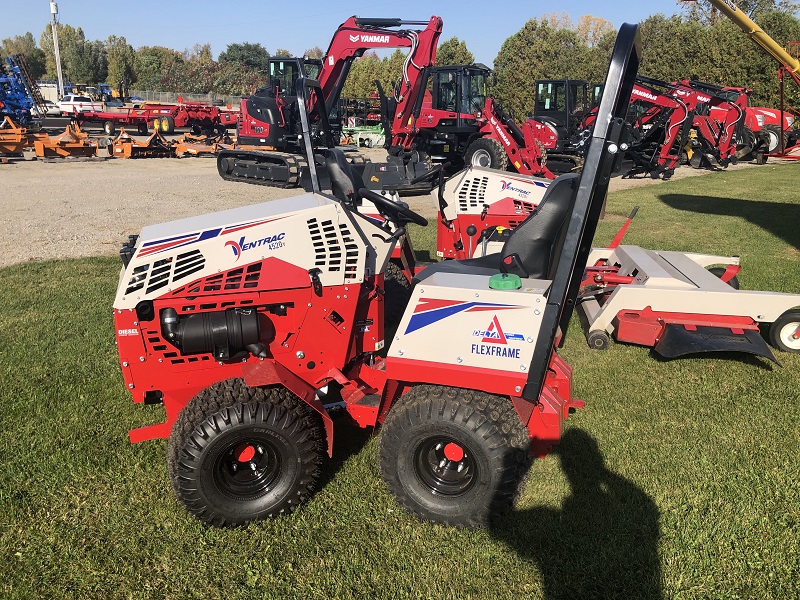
0 143 763 268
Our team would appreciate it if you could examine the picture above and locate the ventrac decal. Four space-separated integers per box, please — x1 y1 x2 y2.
471 315 524 359
405 298 523 334
227 233 286 261
138 217 285 258
500 179 548 198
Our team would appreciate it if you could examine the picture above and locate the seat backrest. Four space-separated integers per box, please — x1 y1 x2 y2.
325 148 366 206
499 173 580 279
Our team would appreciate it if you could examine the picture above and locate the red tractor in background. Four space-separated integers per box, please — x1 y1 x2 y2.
377 62 555 179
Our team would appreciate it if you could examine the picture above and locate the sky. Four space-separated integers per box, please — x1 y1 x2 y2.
1 0 684 67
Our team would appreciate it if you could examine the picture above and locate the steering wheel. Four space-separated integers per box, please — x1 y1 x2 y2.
358 188 428 227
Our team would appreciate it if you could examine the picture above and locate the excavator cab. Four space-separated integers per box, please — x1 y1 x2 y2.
428 64 490 118
533 80 589 150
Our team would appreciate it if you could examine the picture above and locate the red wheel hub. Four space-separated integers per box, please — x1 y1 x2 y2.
236 444 256 462
443 442 465 462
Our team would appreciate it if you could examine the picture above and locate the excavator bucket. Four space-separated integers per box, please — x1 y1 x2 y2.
33 122 98 159
109 128 175 159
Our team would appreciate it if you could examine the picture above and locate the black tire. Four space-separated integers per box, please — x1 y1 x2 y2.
379 385 531 528
103 120 116 136
167 379 325 527
762 124 789 153
160 115 175 135
137 122 148 135
464 137 508 171
707 266 740 290
736 126 756 162
384 261 412 328
586 330 610 350
768 309 800 353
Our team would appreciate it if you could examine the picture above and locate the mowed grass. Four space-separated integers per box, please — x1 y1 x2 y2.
1 164 799 599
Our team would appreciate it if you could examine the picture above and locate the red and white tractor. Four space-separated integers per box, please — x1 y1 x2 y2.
113 26 643 527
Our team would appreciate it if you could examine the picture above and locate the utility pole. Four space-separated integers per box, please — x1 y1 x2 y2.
50 1 65 98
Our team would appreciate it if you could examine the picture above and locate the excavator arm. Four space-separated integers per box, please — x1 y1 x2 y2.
318 16 443 119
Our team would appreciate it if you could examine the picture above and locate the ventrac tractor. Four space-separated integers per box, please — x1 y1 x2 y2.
113 25 642 526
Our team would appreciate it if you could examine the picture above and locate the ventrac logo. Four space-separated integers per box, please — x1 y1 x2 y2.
500 180 531 199
349 34 390 43
632 88 658 102
226 233 286 261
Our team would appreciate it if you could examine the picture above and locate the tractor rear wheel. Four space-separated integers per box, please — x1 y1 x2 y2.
464 138 508 171
762 124 789 153
167 379 325 527
379 384 530 528
769 309 800 353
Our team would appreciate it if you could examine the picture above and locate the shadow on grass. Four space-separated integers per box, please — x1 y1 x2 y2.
659 193 800 249
316 413 374 490
491 429 662 599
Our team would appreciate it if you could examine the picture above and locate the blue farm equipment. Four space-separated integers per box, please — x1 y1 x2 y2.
0 54 46 127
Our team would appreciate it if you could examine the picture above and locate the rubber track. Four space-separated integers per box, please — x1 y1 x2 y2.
217 150 306 188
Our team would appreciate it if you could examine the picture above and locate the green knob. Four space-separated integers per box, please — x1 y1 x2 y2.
489 272 522 290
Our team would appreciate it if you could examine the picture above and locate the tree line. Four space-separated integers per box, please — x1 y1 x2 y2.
2 2 799 114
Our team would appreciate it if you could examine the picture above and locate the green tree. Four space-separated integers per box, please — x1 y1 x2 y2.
40 23 86 80
493 19 589 118
342 52 381 98
63 39 107 84
106 35 136 86
638 15 710 83
133 46 184 90
219 42 270 72
436 37 475 66
303 46 324 59
274 48 292 57
0 32 46 78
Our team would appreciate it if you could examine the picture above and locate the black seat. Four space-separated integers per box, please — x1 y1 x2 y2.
325 148 366 207
416 173 580 282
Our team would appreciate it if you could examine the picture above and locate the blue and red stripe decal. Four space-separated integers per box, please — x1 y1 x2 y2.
405 298 523 334
138 217 284 258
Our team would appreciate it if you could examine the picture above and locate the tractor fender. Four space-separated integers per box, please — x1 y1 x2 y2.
241 358 335 456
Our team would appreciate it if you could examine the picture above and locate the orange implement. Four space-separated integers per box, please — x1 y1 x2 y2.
33 122 98 158
0 117 28 155
109 128 175 159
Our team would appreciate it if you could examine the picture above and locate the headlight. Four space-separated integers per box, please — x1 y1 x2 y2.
756 114 765 127
787 116 795 127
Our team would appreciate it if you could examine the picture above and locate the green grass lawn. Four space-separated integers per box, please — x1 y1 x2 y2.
1 165 799 599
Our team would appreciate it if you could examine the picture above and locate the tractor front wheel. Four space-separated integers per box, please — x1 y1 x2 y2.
167 379 325 527
769 309 800 353
379 385 530 528
762 124 789 153
464 138 508 171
